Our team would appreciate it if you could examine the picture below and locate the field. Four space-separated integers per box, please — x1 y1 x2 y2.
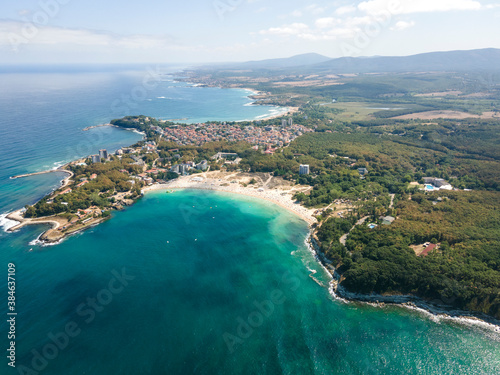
320 102 413 121
393 110 500 120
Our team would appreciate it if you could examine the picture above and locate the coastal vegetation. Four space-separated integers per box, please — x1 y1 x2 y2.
25 158 144 219
316 191 500 319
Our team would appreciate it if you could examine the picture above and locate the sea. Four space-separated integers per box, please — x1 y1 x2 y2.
0 66 499 375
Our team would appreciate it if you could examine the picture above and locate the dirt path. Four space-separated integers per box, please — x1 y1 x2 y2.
339 216 370 245
262 174 274 188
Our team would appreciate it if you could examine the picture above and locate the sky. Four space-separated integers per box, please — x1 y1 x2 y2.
0 0 499 64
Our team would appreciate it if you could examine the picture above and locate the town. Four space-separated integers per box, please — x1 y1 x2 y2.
140 116 314 149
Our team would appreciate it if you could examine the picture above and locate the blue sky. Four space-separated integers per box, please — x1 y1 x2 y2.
0 0 499 64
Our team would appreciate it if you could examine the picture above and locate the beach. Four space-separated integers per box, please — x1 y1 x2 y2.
143 171 316 225
242 87 300 121
255 106 300 121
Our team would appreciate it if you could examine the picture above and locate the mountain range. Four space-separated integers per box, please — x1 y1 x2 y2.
209 48 500 73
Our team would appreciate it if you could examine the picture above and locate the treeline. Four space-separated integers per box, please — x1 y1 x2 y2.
316 190 500 319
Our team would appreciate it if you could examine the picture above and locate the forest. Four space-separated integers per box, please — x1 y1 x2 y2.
316 191 500 319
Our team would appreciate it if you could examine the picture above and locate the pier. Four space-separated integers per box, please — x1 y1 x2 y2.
82 123 114 131
11 169 72 180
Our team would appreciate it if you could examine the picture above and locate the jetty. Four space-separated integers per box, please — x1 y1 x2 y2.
10 168 72 180
82 123 113 131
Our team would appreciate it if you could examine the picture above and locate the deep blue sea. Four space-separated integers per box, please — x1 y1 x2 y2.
0 67 499 375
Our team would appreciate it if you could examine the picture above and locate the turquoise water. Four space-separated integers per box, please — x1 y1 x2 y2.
2 190 499 374
1 68 499 374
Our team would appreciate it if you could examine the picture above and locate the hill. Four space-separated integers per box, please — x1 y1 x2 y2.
309 48 500 73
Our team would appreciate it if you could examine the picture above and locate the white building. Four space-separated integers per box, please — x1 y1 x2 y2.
299 164 310 175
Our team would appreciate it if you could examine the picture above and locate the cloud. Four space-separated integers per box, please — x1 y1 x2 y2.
256 0 490 44
390 20 416 30
305 4 327 15
358 0 482 15
259 23 310 36
255 7 269 13
315 17 338 29
335 5 357 15
0 20 176 50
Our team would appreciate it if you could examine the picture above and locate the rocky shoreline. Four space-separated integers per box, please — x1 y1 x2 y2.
306 234 500 331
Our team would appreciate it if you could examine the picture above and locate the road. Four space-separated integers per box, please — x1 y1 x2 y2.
339 215 370 245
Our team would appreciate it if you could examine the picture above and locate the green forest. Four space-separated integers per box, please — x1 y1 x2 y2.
316 191 500 319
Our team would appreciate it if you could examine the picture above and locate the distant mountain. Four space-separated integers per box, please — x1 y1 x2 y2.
308 48 500 73
209 53 332 70
203 48 500 74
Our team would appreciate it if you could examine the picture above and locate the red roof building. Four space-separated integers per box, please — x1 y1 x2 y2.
76 180 89 188
421 243 437 257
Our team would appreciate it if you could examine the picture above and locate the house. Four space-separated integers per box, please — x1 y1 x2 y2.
211 152 238 160
90 173 97 180
381 216 395 225
358 168 368 176
196 160 208 171
421 243 437 257
60 188 72 195
422 177 453 190
76 180 88 188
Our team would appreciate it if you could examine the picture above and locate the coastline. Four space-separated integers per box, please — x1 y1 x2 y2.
181 80 299 123
305 235 500 331
142 171 316 226
6 167 500 329
5 208 108 243
255 106 300 122
241 87 300 121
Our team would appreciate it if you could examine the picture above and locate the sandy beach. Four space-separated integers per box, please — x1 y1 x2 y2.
143 171 316 225
256 106 300 121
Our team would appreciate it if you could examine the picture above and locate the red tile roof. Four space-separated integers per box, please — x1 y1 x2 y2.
421 243 437 257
